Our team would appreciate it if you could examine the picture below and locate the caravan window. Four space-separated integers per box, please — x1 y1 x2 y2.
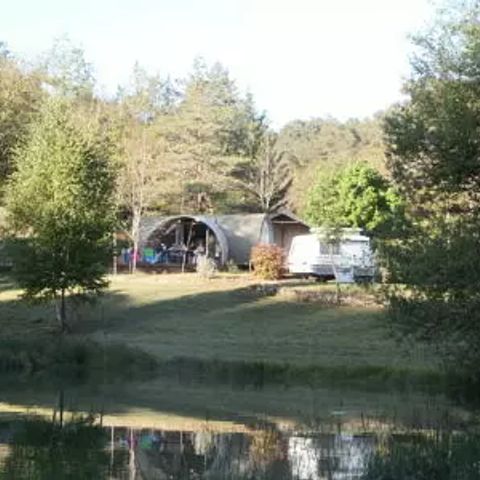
319 242 340 255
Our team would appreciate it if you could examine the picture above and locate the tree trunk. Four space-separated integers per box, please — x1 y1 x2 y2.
112 233 117 275
56 289 67 333
58 389 65 428
329 245 342 305
132 241 138 273
131 208 141 274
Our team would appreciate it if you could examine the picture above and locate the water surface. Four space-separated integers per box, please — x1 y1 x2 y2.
0 376 478 479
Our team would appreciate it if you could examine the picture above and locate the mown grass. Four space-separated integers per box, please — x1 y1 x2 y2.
0 273 440 384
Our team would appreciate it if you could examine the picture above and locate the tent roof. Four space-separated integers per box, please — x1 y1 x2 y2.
140 212 310 264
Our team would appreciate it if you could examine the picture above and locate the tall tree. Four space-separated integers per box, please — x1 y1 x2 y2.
115 66 174 271
117 120 169 272
165 59 266 213
382 0 480 378
40 36 95 99
5 98 117 332
230 134 294 213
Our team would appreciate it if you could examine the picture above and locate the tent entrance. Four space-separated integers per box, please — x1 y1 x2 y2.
145 217 225 268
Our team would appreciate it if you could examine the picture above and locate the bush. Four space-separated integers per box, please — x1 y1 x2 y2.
225 259 241 274
196 255 217 279
251 244 285 280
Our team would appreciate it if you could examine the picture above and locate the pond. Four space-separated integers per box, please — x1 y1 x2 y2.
0 375 479 479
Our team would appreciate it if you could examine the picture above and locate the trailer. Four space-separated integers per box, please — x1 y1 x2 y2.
287 229 375 283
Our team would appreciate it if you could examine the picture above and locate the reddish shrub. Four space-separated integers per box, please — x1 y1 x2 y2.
251 244 285 280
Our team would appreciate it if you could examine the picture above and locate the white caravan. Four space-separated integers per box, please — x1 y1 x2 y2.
287 229 375 283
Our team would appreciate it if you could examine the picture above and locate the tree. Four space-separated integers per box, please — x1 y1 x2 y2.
276 116 387 211
0 52 43 187
305 162 405 236
381 0 480 379
2 413 117 479
5 98 117 332
40 36 95 99
117 120 168 272
115 66 175 271
165 59 266 213
230 134 294 213
116 62 179 119
384 0 480 205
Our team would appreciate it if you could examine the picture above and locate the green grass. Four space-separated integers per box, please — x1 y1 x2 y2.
0 273 439 382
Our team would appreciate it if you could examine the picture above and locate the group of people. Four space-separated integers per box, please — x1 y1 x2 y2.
119 242 208 268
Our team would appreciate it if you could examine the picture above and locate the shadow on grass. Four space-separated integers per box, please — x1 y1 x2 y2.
73 283 274 334
0 277 445 402
0 280 437 383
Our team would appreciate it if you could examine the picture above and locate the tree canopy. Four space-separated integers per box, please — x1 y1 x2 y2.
305 162 404 236
381 0 480 378
5 98 117 331
0 51 43 188
277 116 387 211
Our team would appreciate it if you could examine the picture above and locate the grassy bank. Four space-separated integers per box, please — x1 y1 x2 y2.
0 273 439 385
0 337 157 380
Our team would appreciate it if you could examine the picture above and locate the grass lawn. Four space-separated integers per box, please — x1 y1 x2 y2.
0 273 438 378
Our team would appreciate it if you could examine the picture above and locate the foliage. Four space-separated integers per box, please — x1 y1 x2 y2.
115 68 173 270
251 244 285 280
4 98 117 331
161 58 267 213
305 162 405 236
1 416 111 480
363 432 480 480
0 38 392 222
382 1 480 379
380 214 480 379
39 35 95 99
230 134 295 213
277 116 387 211
116 61 179 118
0 53 43 186
385 2 480 202
196 255 218 279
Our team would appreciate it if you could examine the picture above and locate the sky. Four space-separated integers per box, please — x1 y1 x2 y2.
0 0 434 128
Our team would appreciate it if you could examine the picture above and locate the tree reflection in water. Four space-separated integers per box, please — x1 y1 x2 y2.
0 416 128 479
1 393 480 479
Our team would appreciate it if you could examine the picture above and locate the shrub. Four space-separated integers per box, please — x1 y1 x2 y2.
251 244 285 280
225 259 241 274
196 255 217 279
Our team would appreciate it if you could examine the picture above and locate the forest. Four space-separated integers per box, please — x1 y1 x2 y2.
0 36 387 230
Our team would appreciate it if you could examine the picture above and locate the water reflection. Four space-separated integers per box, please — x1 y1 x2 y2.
103 427 378 479
0 415 128 479
2 415 480 479
0 378 479 479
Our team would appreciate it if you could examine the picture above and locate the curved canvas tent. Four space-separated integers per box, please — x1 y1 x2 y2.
139 212 310 266
142 215 229 264
213 214 272 265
